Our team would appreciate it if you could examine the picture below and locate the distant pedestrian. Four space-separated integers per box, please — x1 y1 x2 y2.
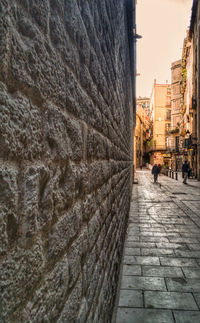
182 160 189 184
158 163 162 172
140 164 142 170
152 163 160 183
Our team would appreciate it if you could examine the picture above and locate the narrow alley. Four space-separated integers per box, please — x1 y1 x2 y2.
114 170 200 323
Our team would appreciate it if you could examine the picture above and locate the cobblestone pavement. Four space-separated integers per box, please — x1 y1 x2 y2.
113 170 200 323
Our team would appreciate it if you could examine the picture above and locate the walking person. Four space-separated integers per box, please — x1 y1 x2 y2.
182 160 189 184
152 163 160 183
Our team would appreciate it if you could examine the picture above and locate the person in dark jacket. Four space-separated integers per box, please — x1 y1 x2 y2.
182 160 189 184
152 163 160 183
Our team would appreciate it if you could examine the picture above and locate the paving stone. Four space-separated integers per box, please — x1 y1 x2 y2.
182 268 200 278
175 250 200 258
124 248 141 256
165 226 195 233
173 311 200 323
166 277 200 292
153 232 171 237
121 276 166 291
193 293 200 308
118 290 143 307
123 256 160 266
141 248 174 256
126 236 140 242
145 291 198 310
115 308 174 323
125 242 156 248
138 224 151 228
187 244 200 250
181 233 200 238
139 232 154 236
160 257 199 267
169 237 199 243
139 227 162 232
140 236 169 242
143 266 183 278
156 242 188 250
122 265 142 276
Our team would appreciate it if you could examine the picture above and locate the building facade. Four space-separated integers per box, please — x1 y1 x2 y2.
167 60 183 170
149 80 171 166
134 98 150 168
189 0 200 179
180 32 196 175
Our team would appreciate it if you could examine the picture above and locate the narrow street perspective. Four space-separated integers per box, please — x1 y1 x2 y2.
1 0 200 322
114 170 200 323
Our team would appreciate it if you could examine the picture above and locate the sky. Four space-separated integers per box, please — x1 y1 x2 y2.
136 0 193 98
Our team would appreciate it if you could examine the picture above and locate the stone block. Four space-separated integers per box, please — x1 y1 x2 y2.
46 202 82 261
58 275 82 322
121 276 166 291
173 311 200 323
0 166 18 253
45 106 83 162
145 291 198 310
0 240 44 322
119 290 143 308
52 163 76 217
0 83 43 159
22 258 69 322
68 228 88 288
143 266 183 278
116 308 174 323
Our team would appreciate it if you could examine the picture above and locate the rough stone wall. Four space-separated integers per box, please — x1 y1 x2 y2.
0 0 133 322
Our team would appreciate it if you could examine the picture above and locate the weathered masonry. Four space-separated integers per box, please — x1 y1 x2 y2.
0 0 135 321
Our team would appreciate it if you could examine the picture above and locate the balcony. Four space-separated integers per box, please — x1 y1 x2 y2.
166 127 179 135
147 144 167 152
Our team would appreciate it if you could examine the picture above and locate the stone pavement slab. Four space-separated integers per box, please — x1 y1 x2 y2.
121 276 166 291
145 291 198 310
118 290 143 307
122 265 141 276
115 308 174 323
123 255 160 266
173 311 200 323
143 266 183 278
166 277 200 292
182 267 200 278
113 170 200 323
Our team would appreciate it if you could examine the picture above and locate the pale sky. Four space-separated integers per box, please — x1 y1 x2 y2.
136 0 193 98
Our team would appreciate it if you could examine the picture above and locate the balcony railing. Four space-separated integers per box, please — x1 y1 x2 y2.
147 144 167 152
166 127 179 135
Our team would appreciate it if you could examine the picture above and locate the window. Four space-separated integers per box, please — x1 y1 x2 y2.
166 109 171 120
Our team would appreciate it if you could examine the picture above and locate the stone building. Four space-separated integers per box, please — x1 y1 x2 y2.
180 32 196 175
134 97 150 168
0 0 136 321
189 0 200 179
167 60 183 170
149 80 171 166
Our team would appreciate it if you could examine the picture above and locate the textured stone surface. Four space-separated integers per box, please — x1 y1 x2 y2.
0 0 133 321
113 170 200 322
